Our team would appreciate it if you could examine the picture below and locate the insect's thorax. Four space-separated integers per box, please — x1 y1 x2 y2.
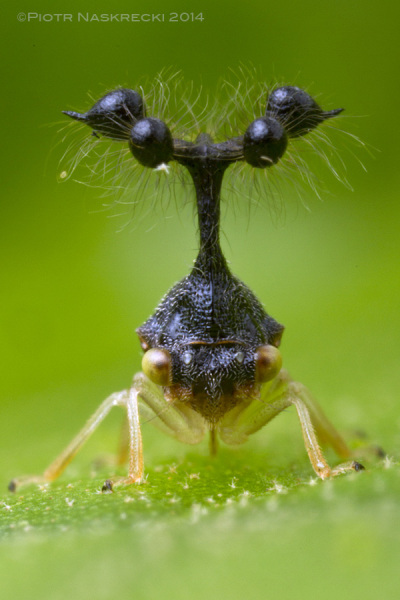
137 150 283 422
137 254 283 421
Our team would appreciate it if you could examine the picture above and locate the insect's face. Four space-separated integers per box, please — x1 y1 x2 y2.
142 342 282 422
170 342 256 418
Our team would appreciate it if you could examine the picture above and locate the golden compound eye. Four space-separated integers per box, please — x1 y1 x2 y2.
141 348 172 386
255 345 282 383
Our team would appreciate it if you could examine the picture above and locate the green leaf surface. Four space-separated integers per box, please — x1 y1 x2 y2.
1 438 399 600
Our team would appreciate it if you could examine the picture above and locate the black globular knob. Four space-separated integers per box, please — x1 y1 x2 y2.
129 117 173 168
63 88 145 140
243 116 288 168
267 86 343 138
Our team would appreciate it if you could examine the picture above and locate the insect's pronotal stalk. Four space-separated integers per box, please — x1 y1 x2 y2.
188 162 228 273
173 132 234 278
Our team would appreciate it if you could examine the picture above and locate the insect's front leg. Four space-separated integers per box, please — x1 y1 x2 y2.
9 373 206 492
219 369 363 480
113 373 207 487
286 379 364 479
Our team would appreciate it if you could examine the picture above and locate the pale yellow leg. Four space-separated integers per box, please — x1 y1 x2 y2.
130 373 206 445
219 374 292 445
219 369 363 480
287 382 362 479
290 381 351 458
9 373 206 492
112 387 143 486
9 390 128 491
115 372 206 470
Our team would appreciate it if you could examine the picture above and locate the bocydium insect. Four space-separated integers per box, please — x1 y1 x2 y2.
10 76 365 492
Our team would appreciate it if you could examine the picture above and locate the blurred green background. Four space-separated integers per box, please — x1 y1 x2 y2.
1 0 399 598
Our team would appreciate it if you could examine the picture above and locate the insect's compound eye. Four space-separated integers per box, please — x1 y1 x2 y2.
142 347 172 386
63 88 145 140
266 86 343 138
243 117 288 168
255 345 282 383
129 117 174 168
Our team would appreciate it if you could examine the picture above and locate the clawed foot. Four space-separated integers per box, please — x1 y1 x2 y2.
318 460 365 480
101 475 144 493
9 472 144 494
8 475 49 493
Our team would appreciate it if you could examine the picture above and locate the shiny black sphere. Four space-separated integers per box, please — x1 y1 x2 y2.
129 118 173 168
243 117 288 168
